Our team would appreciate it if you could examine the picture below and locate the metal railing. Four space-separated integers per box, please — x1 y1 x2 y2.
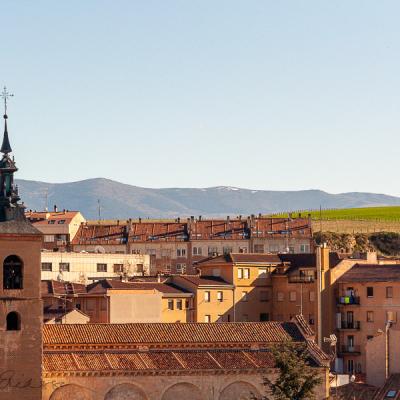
339 320 361 330
337 296 360 305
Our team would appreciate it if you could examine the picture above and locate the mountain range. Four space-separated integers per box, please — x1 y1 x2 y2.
15 178 400 220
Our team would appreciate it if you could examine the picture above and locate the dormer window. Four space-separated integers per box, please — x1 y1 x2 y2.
3 255 23 289
58 220 66 224
48 220 55 224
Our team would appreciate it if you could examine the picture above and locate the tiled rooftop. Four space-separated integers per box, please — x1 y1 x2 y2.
129 222 188 242
177 275 232 287
338 264 400 283
189 219 249 241
43 321 306 348
72 224 127 245
41 280 87 296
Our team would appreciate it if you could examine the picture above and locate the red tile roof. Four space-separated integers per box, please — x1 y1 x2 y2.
26 211 81 225
251 217 311 238
189 220 248 241
72 224 127 245
177 275 232 287
129 222 188 242
41 280 87 296
338 264 400 283
43 322 306 348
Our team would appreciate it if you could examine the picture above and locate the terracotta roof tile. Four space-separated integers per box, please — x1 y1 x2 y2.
43 322 305 347
72 224 127 245
338 264 400 283
129 222 188 242
189 220 249 241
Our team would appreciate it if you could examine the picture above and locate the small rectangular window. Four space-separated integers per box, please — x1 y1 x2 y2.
367 311 374 322
204 291 211 302
237 268 243 279
254 244 264 253
386 286 393 298
168 300 174 310
289 291 297 302
97 263 107 272
217 291 223 302
387 311 397 323
260 313 269 321
113 264 124 273
260 290 269 302
41 262 52 271
367 287 374 297
244 268 250 279
204 315 211 323
44 235 55 243
59 263 70 272
176 300 182 310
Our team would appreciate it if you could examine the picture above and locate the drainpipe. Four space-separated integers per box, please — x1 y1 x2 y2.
386 321 392 380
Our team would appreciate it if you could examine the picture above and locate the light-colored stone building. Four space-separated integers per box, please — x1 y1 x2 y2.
40 251 150 283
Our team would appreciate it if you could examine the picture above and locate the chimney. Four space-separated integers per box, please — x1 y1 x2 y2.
198 215 202 221
190 216 194 222
177 217 180 223
227 215 230 222
53 205 58 212
138 217 142 224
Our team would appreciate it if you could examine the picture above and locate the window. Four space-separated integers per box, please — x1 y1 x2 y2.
300 244 310 253
258 268 268 278
176 300 182 310
176 263 186 274
309 291 316 302
136 264 144 273
44 235 55 243
289 246 295 254
97 263 107 272
41 262 52 272
260 313 269 322
160 249 170 257
347 359 354 374
239 247 247 253
177 248 186 257
386 286 393 298
237 268 243 279
367 287 374 297
204 291 211 302
243 268 250 279
6 312 21 331
193 247 202 256
58 220 66 224
241 291 248 302
3 255 23 289
204 315 211 323
168 300 174 310
277 292 284 302
217 291 223 302
387 311 397 323
48 220 55 224
223 247 233 255
59 263 70 272
289 291 297 302
254 244 264 253
208 247 218 256
386 390 397 398
113 264 124 273
367 311 374 322
185 300 189 309
131 249 141 255
309 314 315 325
260 290 269 302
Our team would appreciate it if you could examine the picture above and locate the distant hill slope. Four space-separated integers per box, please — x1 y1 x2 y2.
15 178 400 220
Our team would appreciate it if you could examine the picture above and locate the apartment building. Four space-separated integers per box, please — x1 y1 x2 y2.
26 209 86 250
336 264 400 376
41 277 194 323
71 215 313 274
40 251 150 283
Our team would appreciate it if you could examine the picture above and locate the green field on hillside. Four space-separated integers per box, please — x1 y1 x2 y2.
270 206 400 221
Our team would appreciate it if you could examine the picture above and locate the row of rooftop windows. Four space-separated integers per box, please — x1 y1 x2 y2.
41 262 144 273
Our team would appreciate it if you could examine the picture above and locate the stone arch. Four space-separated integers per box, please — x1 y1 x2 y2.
161 382 204 400
49 384 91 400
104 383 147 400
3 255 23 289
219 381 261 400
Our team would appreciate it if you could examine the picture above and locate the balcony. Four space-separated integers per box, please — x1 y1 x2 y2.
340 345 361 354
288 275 315 284
337 296 360 306
339 321 361 330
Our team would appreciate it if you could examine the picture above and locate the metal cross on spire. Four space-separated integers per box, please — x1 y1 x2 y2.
1 86 14 116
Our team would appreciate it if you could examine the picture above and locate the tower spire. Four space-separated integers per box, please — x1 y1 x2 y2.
1 87 13 155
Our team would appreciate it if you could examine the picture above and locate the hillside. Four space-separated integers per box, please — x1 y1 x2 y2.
14 178 400 220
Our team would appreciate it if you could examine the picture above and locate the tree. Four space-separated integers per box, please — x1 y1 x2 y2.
252 341 323 400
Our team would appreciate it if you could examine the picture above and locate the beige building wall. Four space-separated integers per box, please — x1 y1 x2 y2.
41 251 150 283
45 309 90 324
109 291 162 323
42 369 329 400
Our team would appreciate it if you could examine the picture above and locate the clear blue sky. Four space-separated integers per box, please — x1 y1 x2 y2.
2 1 400 195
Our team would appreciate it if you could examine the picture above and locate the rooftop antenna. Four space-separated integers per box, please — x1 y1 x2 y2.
97 199 102 221
44 188 49 212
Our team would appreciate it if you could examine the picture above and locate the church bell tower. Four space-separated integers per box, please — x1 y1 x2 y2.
0 87 43 400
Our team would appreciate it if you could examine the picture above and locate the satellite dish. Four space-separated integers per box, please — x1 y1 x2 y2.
95 245 106 254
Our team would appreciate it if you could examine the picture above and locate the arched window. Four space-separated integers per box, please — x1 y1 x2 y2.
3 255 23 289
6 311 21 331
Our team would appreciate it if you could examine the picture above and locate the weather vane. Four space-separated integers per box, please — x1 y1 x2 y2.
1 86 14 116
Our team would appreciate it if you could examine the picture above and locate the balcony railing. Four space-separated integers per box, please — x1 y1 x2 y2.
339 321 361 330
288 276 315 284
337 296 360 305
340 345 361 354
